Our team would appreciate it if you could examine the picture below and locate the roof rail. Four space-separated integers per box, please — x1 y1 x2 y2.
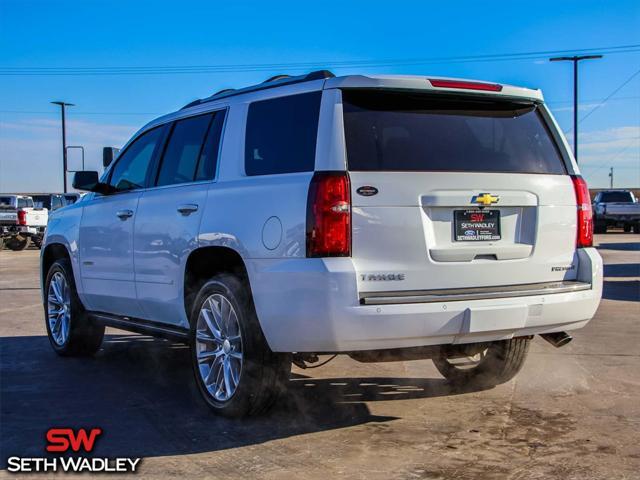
180 70 335 110
263 74 291 83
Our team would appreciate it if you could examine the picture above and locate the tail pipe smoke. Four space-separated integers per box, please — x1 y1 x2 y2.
539 331 573 348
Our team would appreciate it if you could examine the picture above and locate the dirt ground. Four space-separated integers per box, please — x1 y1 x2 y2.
1 233 639 479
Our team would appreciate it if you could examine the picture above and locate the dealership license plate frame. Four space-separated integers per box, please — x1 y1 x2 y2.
454 209 501 241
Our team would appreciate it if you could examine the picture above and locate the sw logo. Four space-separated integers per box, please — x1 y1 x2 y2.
46 427 102 453
6 427 141 474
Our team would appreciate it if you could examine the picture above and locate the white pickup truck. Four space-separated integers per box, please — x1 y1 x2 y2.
0 195 48 250
593 190 640 233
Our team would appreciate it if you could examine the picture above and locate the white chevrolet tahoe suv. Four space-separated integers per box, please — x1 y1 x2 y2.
41 71 603 417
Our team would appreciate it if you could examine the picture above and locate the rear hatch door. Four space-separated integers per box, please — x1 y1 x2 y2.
342 90 578 295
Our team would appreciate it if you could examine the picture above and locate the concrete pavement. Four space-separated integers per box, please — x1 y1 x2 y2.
1 234 639 479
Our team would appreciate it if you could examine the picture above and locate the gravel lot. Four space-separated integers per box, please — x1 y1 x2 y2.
1 234 639 479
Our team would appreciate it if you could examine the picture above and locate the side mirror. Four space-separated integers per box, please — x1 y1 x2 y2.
73 171 114 194
103 147 120 168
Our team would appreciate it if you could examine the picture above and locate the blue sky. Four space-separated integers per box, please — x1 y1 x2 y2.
0 0 638 192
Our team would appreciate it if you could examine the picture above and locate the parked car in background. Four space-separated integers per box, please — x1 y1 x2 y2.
41 71 602 417
592 190 640 233
31 193 80 212
0 195 48 250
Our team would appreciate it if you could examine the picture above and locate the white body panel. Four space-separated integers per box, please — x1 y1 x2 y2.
41 73 603 353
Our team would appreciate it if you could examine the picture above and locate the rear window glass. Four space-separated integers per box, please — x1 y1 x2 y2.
17 197 33 208
245 92 321 176
599 191 634 203
0 197 13 207
342 90 566 174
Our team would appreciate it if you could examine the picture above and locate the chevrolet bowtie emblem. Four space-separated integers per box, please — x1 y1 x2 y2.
472 193 499 206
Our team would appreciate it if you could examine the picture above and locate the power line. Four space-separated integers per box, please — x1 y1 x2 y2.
1 44 638 76
578 68 640 125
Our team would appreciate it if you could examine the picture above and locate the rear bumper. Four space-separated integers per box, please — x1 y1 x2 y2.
248 248 603 352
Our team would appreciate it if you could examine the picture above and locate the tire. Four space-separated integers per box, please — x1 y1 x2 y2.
44 258 105 356
632 224 640 234
433 337 531 388
6 235 30 251
593 220 607 234
0 237 4 250
623 224 631 233
189 274 291 417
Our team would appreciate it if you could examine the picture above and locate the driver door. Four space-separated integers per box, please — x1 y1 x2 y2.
78 125 167 317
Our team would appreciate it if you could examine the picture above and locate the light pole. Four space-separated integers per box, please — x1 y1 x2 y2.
549 55 602 162
51 101 75 192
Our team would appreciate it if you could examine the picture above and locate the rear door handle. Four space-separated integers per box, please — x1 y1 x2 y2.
177 204 199 216
116 209 134 220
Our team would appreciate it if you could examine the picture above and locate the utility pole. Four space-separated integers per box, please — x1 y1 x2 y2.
549 55 603 162
51 101 75 193
609 167 614 189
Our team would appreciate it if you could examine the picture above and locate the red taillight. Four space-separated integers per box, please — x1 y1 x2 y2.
17 210 27 226
571 175 593 248
306 171 351 257
429 79 503 92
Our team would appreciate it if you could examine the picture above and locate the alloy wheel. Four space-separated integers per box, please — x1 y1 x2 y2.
195 294 243 402
47 272 71 345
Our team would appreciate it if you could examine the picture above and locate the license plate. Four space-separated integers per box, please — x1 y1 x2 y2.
454 209 501 241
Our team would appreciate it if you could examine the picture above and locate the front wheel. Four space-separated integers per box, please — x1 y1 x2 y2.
44 258 105 356
190 274 291 417
433 338 531 387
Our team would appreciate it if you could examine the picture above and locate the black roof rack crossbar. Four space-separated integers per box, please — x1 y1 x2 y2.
180 70 334 110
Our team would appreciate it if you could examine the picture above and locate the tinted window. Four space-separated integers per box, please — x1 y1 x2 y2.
32 195 51 209
245 92 321 176
0 197 13 207
343 90 566 174
195 111 225 181
52 196 64 210
156 114 213 186
64 194 79 204
109 127 164 191
17 197 33 208
599 191 634 203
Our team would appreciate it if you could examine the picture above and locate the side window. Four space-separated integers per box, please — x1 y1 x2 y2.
195 111 225 181
245 92 321 176
156 114 213 187
109 127 164 192
52 195 63 210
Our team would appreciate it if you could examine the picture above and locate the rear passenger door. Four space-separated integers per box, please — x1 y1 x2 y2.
134 110 226 326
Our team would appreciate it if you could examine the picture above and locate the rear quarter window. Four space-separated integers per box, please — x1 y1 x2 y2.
245 92 321 176
342 90 567 175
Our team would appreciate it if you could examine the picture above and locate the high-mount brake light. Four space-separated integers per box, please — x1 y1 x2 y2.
17 210 27 226
306 171 351 257
429 79 503 92
571 175 593 248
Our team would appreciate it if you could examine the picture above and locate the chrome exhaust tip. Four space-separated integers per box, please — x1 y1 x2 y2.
539 331 573 348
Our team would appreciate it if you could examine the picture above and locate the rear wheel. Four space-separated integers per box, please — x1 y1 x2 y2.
623 224 631 233
433 338 531 387
632 223 640 234
44 258 105 356
6 235 30 251
190 274 291 417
